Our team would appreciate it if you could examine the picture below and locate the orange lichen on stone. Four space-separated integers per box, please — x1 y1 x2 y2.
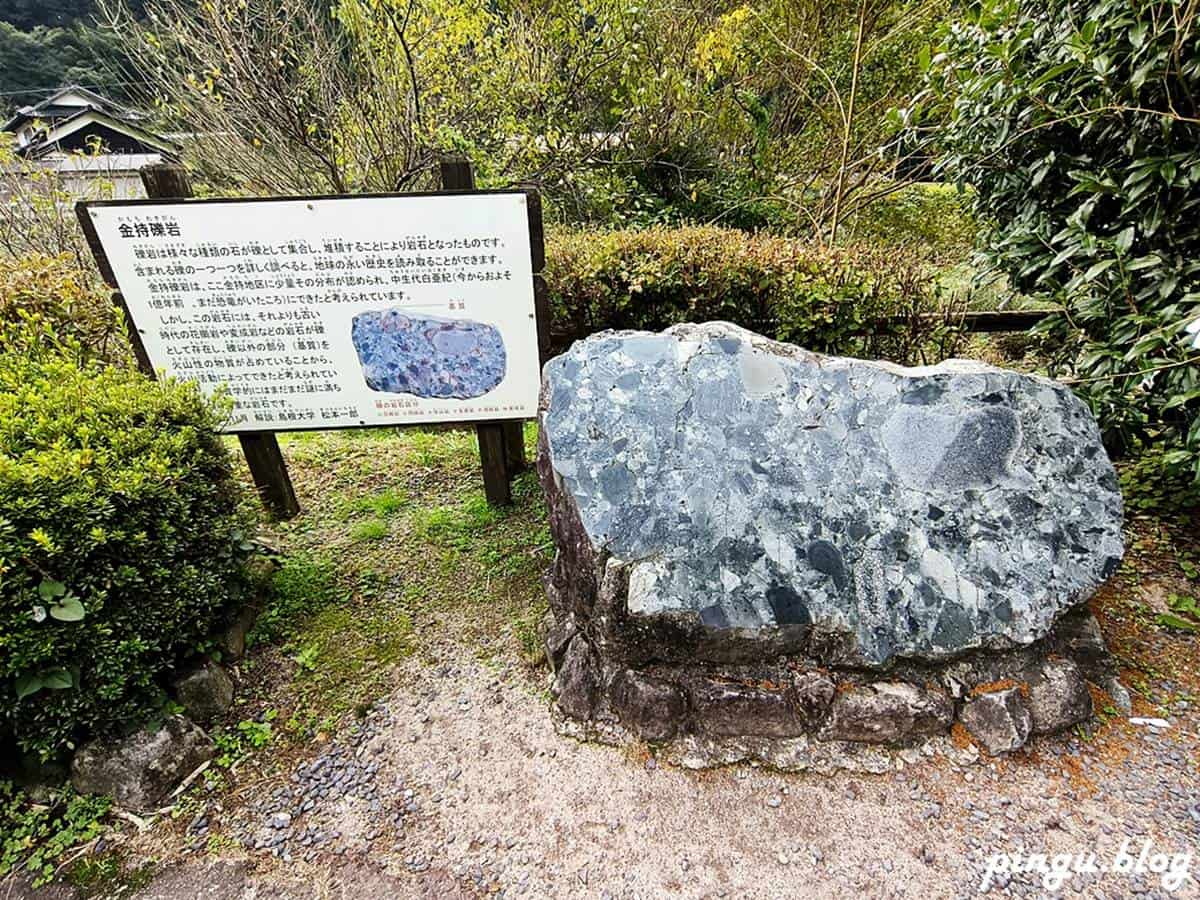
950 722 975 749
968 678 1030 699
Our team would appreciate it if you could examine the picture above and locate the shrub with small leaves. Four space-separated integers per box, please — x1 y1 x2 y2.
0 318 255 760
545 225 966 365
915 0 1200 483
0 253 121 360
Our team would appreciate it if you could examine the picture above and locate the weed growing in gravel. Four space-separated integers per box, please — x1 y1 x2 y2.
1157 594 1200 633
350 518 389 542
213 713 277 768
0 781 109 886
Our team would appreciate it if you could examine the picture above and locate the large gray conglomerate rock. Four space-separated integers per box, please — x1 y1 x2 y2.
539 322 1123 670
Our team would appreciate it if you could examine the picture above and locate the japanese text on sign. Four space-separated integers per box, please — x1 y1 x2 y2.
84 193 540 432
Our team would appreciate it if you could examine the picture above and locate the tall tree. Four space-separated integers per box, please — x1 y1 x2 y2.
0 22 134 109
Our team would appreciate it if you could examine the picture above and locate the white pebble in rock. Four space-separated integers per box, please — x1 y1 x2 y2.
767 796 782 808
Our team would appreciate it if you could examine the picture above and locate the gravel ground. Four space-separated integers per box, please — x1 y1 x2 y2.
76 650 1196 900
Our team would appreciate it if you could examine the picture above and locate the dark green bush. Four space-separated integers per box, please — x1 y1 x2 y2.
917 0 1200 482
545 225 964 364
0 319 255 761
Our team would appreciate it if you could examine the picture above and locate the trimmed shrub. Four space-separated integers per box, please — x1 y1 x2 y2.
0 319 255 761
545 225 963 364
0 253 121 360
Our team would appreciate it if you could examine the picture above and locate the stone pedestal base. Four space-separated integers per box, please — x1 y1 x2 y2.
546 606 1125 760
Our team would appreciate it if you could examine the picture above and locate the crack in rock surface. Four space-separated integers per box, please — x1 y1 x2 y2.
540 322 1123 666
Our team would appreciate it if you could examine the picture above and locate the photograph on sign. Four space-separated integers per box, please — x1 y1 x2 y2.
83 192 540 432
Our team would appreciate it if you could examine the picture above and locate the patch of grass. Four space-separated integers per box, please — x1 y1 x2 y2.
250 551 340 646
289 603 413 715
353 487 408 517
204 833 240 855
510 599 549 666
237 431 553 743
350 518 389 542
411 491 505 549
67 853 155 898
402 427 478 469
342 427 403 442
329 487 410 524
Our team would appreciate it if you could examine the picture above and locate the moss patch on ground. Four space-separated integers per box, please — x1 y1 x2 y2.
231 424 551 744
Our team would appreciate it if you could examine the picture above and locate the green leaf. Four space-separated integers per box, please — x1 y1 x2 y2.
1168 594 1200 615
1029 62 1075 90
42 669 73 690
49 596 86 622
1114 226 1135 253
1156 613 1199 633
15 673 44 700
1127 254 1162 272
38 579 67 602
1083 259 1115 281
917 44 931 73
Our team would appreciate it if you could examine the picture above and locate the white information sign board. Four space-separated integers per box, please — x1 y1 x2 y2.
84 192 540 432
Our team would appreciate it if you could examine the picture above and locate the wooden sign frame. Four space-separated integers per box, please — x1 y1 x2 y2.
76 160 551 518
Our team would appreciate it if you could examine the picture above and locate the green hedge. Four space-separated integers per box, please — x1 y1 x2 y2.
544 225 958 363
0 253 120 360
0 320 255 761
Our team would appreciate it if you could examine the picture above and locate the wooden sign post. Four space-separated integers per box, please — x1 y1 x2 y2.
439 157 528 505
76 163 550 518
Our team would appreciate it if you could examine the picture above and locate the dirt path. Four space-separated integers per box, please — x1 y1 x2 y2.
39 647 1186 900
